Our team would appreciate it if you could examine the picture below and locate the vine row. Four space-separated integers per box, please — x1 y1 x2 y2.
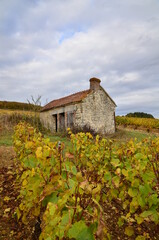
13 122 159 239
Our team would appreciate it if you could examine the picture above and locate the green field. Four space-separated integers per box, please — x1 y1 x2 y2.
0 131 13 146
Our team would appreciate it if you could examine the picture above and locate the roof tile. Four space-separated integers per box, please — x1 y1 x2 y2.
41 89 91 112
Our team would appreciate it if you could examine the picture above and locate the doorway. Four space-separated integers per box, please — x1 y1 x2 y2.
52 114 58 132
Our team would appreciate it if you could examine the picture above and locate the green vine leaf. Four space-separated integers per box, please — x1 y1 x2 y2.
125 226 134 236
68 221 94 240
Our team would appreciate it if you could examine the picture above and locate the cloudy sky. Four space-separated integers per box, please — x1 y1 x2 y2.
0 0 159 118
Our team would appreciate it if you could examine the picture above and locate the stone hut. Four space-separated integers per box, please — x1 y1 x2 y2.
40 78 117 134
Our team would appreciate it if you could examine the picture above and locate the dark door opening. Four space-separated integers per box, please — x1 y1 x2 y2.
55 114 57 132
67 112 74 128
59 112 65 131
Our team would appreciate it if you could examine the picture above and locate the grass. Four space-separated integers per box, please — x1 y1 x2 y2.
0 127 158 148
45 134 72 152
119 129 152 141
45 128 158 153
109 128 156 142
0 131 13 146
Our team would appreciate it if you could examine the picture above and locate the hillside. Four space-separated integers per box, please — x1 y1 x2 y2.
116 116 159 132
0 100 42 111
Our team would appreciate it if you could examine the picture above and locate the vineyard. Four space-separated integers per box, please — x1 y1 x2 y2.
116 116 159 130
0 109 37 127
0 109 44 135
12 122 159 239
0 100 42 111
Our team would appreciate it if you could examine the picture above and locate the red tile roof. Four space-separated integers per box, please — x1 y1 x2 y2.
41 89 91 112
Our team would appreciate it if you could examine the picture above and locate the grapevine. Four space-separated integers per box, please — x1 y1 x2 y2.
116 116 159 130
13 122 159 239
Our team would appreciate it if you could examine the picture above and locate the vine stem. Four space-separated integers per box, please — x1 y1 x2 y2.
58 141 62 175
72 184 79 224
149 155 159 183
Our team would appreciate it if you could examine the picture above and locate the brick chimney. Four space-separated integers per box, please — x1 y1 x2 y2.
89 77 101 91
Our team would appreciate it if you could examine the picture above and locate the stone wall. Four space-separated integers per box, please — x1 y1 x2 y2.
40 105 76 132
40 87 116 134
74 87 116 134
40 110 56 132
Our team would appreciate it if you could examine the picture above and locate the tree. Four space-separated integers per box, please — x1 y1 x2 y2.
27 95 42 112
126 112 154 119
27 95 42 129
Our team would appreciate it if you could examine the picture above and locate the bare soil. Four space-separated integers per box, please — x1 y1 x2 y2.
0 146 15 168
0 146 40 240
